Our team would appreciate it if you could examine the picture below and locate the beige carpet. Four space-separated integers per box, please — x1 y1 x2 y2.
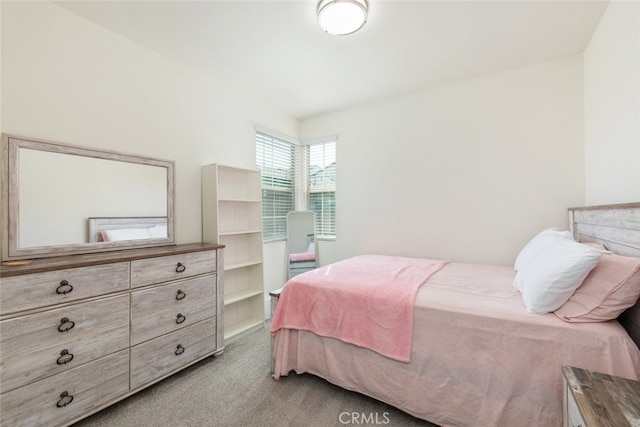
75 323 437 427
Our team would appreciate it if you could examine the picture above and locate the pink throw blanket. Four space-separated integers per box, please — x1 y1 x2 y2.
270 255 448 362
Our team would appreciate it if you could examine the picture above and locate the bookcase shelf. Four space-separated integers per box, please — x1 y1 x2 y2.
202 164 265 341
224 289 264 306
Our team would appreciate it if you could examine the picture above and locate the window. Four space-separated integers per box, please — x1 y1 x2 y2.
257 130 336 242
256 131 297 241
306 139 336 238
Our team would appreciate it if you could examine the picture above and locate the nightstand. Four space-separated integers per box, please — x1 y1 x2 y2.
562 366 640 427
269 288 283 319
269 288 282 374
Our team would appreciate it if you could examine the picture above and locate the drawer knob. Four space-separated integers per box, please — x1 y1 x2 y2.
175 344 185 355
176 313 186 324
176 289 186 300
56 280 73 295
56 349 74 365
57 317 75 333
175 262 186 273
56 391 74 408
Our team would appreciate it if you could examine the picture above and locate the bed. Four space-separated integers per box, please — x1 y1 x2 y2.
88 216 168 243
270 203 640 427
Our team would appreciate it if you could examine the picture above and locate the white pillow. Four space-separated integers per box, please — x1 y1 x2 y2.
514 228 574 272
103 227 151 242
514 238 603 314
148 224 168 238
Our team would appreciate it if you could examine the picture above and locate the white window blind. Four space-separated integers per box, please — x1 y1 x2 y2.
307 139 336 238
256 131 297 241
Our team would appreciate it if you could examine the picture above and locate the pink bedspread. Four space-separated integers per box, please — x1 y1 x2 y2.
270 255 448 362
272 262 640 426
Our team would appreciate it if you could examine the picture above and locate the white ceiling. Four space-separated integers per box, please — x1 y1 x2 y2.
54 0 609 120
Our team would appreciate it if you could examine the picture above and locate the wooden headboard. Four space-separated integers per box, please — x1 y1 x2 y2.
88 217 167 242
568 202 640 348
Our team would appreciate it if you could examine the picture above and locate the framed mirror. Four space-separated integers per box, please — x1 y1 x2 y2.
2 134 175 261
286 211 317 279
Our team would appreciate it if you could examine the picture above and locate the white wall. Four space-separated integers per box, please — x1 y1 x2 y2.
4 1 630 289
301 56 586 266
1 1 297 248
584 0 640 205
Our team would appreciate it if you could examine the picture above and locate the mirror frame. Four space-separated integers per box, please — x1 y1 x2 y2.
2 134 175 261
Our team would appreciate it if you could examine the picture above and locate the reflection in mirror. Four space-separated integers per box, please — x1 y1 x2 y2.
20 149 167 247
88 217 168 243
287 211 316 279
2 134 175 260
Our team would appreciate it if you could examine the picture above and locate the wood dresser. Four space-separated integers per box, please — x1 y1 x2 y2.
0 243 224 427
563 365 640 427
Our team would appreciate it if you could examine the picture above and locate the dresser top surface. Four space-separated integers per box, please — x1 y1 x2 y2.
563 365 640 427
0 243 223 277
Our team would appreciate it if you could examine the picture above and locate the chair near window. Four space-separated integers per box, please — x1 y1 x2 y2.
286 211 317 279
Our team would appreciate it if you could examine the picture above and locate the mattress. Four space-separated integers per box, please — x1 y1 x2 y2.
272 261 640 426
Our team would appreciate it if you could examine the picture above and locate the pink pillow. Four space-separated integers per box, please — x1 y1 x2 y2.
554 253 640 322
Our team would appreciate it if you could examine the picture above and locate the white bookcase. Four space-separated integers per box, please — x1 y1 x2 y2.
202 164 265 340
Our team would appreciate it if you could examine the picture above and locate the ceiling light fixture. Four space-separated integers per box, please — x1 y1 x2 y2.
317 0 368 36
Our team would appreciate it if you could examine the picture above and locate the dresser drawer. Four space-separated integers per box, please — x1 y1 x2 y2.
131 275 216 345
0 262 130 315
130 318 216 390
0 349 129 427
1 295 129 356
1 295 129 393
130 250 216 288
